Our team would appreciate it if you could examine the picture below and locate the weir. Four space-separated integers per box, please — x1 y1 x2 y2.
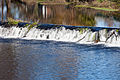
0 21 120 30
0 21 120 46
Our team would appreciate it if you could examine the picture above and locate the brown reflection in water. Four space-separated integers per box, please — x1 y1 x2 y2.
53 48 78 80
56 57 77 80
5 0 11 18
0 43 16 80
37 5 96 26
0 0 120 27
0 0 96 26
1 0 4 22
14 45 36 80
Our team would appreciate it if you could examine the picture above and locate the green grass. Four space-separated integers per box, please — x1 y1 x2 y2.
75 5 119 11
8 18 20 25
39 2 71 5
75 5 90 8
28 22 38 31
91 7 119 11
116 29 120 32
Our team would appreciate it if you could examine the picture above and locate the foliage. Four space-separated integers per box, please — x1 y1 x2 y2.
28 22 38 31
24 24 29 27
97 0 105 2
90 7 119 11
76 13 96 26
108 0 120 2
78 28 84 34
37 0 120 2
40 2 70 5
75 5 89 8
116 29 119 32
8 18 20 25
75 5 119 11
78 28 88 34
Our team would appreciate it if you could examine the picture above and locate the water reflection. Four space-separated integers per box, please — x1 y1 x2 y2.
95 16 120 27
0 39 120 80
0 43 16 80
0 0 120 27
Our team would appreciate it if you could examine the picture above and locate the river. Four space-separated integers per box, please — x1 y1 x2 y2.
0 38 120 80
0 1 120 80
0 0 120 27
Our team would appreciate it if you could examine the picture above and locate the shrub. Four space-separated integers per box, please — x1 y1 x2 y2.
97 0 105 2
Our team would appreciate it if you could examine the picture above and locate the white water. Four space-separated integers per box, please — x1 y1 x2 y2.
0 26 120 47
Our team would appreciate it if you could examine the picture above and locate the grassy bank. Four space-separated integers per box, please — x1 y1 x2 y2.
75 5 119 11
75 0 120 11
38 0 120 11
16 0 120 11
39 2 71 5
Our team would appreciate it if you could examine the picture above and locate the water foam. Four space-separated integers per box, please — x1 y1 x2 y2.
0 26 120 47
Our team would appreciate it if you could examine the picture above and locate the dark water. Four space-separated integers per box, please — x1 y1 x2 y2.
0 0 120 27
0 38 120 80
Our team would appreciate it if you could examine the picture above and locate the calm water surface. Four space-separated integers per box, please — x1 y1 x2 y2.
0 0 120 27
0 38 120 80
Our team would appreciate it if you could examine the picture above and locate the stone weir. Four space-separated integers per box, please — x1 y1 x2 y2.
0 21 120 46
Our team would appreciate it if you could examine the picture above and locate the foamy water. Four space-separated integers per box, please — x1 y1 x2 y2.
0 26 120 47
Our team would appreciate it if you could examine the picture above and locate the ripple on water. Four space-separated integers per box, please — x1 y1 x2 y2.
0 38 120 80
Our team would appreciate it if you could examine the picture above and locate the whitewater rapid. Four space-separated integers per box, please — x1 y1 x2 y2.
0 26 120 47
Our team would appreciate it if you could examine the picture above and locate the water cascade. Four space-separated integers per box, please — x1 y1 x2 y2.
0 24 120 46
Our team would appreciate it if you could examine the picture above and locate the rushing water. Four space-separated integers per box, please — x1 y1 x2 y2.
0 26 120 46
0 38 120 80
0 0 120 27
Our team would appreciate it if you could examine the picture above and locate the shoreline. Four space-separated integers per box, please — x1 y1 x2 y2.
40 2 120 12
12 0 120 11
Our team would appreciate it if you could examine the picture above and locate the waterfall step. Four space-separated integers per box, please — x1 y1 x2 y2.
0 21 120 47
0 21 120 31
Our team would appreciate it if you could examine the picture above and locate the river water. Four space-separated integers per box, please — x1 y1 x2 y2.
0 38 120 80
0 1 120 80
0 0 120 27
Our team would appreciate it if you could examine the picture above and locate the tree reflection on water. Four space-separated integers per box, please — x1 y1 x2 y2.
0 0 120 27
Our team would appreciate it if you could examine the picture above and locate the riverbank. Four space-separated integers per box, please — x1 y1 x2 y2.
40 1 120 11
75 1 120 11
39 1 120 11
13 0 120 11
